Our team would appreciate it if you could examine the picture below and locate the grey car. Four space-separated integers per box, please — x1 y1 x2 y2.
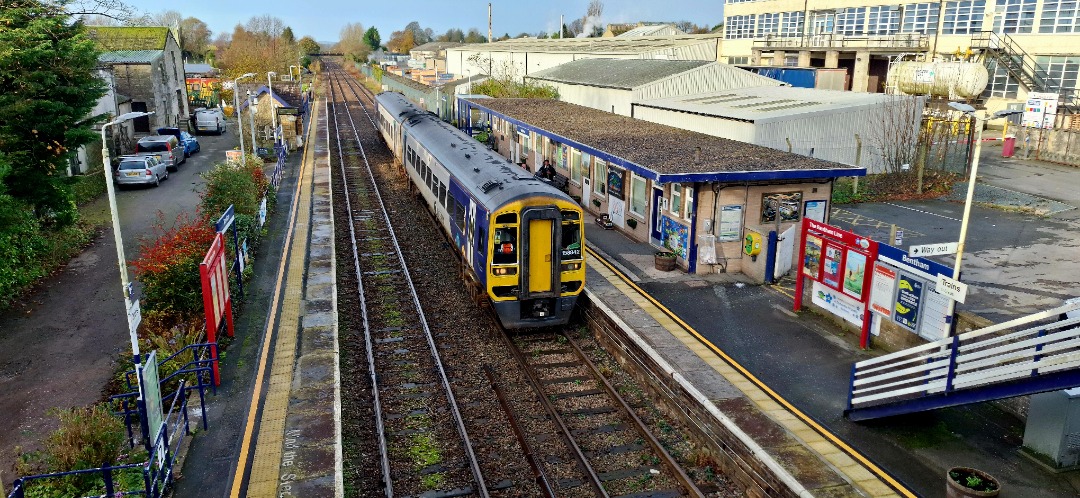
114 155 168 188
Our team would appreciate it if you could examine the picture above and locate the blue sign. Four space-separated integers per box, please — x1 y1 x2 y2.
215 205 235 233
877 243 951 278
894 272 923 330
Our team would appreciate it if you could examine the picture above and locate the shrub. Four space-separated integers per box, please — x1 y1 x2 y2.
0 196 50 307
63 172 107 207
200 162 263 218
133 212 216 321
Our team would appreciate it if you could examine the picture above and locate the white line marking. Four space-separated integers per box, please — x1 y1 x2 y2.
884 202 962 222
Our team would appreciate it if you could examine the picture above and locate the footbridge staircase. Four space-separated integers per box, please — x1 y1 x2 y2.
970 31 1078 112
845 300 1080 421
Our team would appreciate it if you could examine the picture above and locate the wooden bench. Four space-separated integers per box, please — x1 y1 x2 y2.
550 173 570 193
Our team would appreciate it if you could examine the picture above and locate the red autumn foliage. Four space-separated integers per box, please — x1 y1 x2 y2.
132 212 216 278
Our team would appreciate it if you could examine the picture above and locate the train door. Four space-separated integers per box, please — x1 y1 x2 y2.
521 207 561 297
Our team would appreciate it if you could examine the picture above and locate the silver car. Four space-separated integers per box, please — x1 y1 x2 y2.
114 155 168 188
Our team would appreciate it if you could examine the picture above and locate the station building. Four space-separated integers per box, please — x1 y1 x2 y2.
458 97 865 282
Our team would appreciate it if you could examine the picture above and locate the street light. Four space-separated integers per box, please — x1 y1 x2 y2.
267 71 278 146
247 90 258 157
947 101 1024 280
100 111 154 366
232 73 256 162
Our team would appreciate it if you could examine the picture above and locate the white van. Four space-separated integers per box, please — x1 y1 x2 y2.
194 108 226 135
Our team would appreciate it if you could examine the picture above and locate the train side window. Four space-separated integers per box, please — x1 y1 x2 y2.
492 227 517 265
421 161 427 179
455 200 466 230
407 146 414 166
439 183 447 206
477 226 486 254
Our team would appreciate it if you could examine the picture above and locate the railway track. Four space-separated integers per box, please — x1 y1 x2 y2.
329 60 736 497
327 65 488 498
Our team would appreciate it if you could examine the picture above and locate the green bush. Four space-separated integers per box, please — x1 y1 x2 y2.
0 196 50 307
133 212 216 320
64 172 107 207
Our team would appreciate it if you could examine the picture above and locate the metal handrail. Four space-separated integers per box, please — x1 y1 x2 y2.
754 33 929 50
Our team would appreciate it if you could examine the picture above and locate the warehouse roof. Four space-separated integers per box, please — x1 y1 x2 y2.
527 59 711 89
98 50 162 65
634 86 905 123
464 98 862 182
616 24 686 37
449 35 721 54
411 41 464 53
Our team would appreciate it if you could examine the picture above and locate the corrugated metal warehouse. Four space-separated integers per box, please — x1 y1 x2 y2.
458 97 864 282
523 59 781 116
445 35 723 81
631 86 925 173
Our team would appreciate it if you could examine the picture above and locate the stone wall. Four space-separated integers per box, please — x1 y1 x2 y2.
1014 127 1080 167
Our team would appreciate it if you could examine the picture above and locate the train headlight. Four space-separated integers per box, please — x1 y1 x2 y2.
494 266 518 276
561 262 581 272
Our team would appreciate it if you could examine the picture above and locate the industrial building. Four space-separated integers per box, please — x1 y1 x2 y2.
721 0 1079 112
444 35 724 81
523 58 924 172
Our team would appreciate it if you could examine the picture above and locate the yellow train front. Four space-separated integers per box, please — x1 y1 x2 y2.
375 92 584 328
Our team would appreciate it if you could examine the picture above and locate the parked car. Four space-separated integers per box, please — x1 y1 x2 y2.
135 134 184 170
193 108 226 135
114 155 168 188
156 127 200 157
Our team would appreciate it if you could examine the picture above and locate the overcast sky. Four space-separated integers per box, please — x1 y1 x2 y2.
118 0 726 45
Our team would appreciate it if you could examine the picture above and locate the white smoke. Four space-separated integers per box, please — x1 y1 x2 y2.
577 14 602 38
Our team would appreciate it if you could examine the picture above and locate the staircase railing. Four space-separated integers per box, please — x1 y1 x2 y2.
846 301 1080 417
971 31 1078 111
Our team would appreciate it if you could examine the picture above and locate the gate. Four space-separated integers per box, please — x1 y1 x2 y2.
772 225 796 281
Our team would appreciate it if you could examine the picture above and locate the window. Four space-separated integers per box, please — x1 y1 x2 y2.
758 13 781 36
725 15 756 39
671 183 682 217
574 151 587 184
728 56 750 64
995 0 1037 33
439 183 447 206
901 2 940 33
982 59 1019 98
1037 55 1080 96
454 199 465 230
780 11 805 36
943 0 986 34
811 11 835 34
561 222 582 260
1040 0 1080 33
592 159 607 195
492 226 517 265
761 192 803 223
630 175 648 217
868 6 901 34
835 8 867 35
407 146 415 166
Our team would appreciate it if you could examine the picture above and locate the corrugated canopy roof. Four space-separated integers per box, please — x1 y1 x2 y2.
450 35 721 54
87 26 170 51
467 98 859 178
528 59 711 89
98 50 162 64
184 63 216 75
616 24 686 37
635 86 905 122
411 41 464 53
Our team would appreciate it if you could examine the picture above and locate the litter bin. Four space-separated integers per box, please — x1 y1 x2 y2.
1002 136 1016 158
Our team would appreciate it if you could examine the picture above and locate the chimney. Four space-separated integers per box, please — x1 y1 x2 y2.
694 147 702 163
488 3 493 43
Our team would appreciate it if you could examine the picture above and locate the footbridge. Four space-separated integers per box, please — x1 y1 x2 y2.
846 300 1080 421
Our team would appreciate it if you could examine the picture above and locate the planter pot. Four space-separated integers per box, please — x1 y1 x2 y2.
946 467 1000 498
654 252 677 271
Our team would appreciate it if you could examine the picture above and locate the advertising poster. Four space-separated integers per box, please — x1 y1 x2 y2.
803 235 822 278
843 249 868 299
894 272 923 330
804 200 827 223
607 166 625 199
822 244 843 289
718 205 743 242
761 192 803 223
869 263 898 316
812 281 864 326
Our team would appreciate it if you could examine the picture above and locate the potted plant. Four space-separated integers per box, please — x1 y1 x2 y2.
591 198 601 208
946 467 1000 498
626 218 638 229
654 239 677 271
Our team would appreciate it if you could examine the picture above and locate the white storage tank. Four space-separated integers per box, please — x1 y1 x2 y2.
893 61 988 99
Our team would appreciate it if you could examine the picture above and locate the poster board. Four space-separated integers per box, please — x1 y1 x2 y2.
718 205 743 242
874 243 955 340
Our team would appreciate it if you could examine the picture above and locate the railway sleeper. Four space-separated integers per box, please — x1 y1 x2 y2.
531 360 581 369
570 423 627 437
540 374 592 385
584 442 646 457
550 388 605 400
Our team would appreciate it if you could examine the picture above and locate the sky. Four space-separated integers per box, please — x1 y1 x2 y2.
116 0 726 45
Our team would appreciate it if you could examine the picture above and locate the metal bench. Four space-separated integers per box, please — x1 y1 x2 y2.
550 173 569 193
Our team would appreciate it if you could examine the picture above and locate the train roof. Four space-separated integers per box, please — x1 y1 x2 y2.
377 92 575 211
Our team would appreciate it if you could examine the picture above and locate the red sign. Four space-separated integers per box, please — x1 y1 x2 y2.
795 218 879 348
200 232 233 385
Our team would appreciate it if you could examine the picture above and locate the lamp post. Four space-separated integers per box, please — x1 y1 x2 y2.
247 90 258 157
267 71 278 146
947 102 1023 280
100 111 154 366
232 73 256 162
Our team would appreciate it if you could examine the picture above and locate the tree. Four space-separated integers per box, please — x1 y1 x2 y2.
179 17 211 60
281 26 295 47
0 0 106 225
436 28 464 43
298 36 321 55
403 21 432 45
466 53 559 99
464 28 486 43
68 0 140 23
338 22 371 62
363 26 380 51
386 29 416 53
150 9 181 27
